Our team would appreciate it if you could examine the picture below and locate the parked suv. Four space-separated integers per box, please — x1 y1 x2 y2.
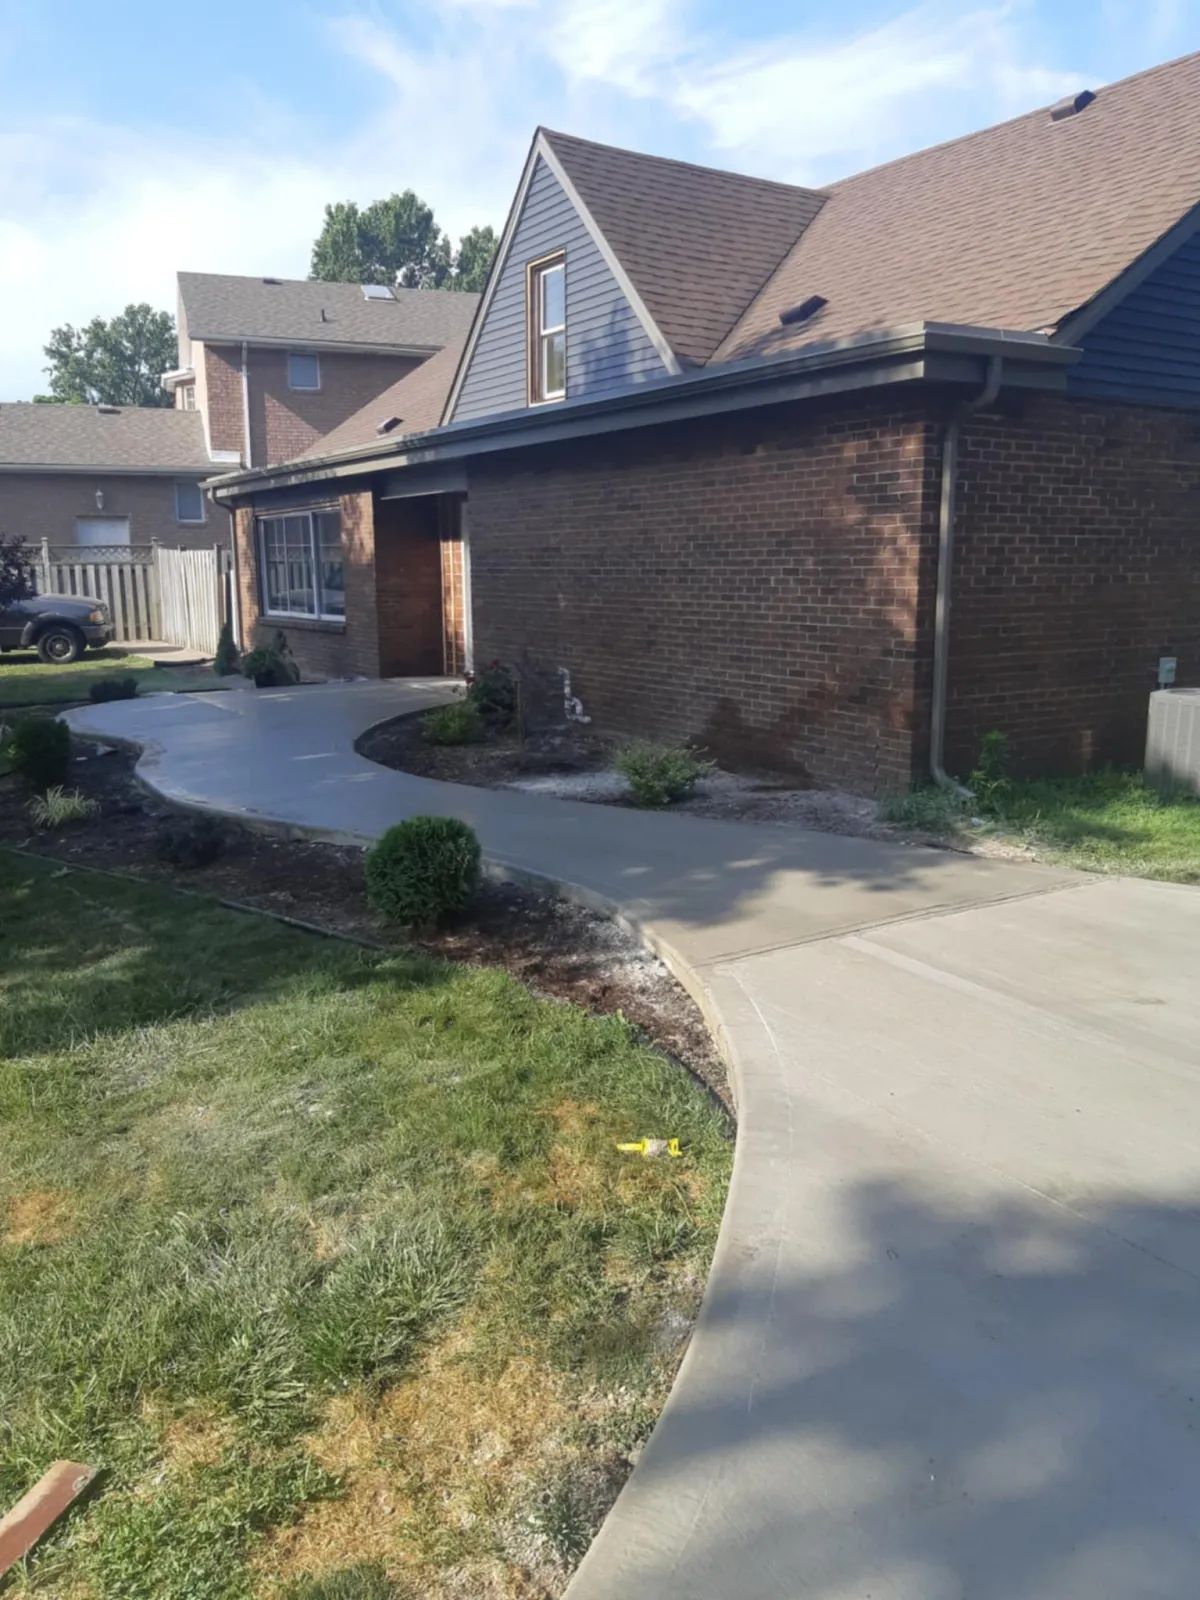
0 593 114 663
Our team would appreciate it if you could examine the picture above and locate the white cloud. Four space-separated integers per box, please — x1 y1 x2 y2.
0 0 1113 397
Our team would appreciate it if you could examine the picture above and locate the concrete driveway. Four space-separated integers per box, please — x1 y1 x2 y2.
64 683 1200 1599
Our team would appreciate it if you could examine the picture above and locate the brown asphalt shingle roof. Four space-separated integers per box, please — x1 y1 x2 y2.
0 403 215 472
300 338 467 460
719 49 1200 361
179 273 480 352
542 130 826 365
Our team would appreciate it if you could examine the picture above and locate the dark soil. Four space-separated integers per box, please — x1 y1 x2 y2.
358 708 616 786
0 741 730 1112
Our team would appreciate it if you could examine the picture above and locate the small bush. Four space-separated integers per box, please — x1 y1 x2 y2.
155 814 226 869
614 740 714 808
88 675 139 703
27 785 99 829
969 728 1012 816
422 700 483 746
214 620 240 678
7 715 71 792
465 659 516 728
364 815 482 926
243 631 300 688
881 785 969 832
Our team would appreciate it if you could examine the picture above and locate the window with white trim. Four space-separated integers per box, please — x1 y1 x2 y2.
174 480 205 523
257 508 344 621
179 383 197 410
287 352 321 391
528 255 565 403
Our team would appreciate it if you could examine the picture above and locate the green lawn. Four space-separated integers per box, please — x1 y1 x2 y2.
884 769 1200 882
0 854 730 1600
0 648 216 708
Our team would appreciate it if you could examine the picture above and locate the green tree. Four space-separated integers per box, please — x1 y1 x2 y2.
451 225 498 292
38 303 176 407
310 197 497 293
0 533 36 605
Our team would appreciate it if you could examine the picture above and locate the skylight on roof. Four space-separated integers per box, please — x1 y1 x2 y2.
362 284 395 301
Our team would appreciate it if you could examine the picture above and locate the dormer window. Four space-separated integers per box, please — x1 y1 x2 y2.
528 254 565 404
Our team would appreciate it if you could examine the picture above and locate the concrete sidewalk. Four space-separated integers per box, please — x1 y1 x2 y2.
65 682 1200 1599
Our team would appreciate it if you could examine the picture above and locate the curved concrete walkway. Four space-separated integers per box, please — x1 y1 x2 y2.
65 683 1200 1599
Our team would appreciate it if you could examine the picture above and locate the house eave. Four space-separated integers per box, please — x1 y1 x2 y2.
0 461 219 478
208 322 1080 502
195 334 444 360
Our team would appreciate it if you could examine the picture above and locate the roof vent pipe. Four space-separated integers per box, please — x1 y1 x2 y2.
779 294 828 327
1049 89 1096 121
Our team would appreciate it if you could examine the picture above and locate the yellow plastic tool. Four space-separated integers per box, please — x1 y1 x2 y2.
615 1138 682 1158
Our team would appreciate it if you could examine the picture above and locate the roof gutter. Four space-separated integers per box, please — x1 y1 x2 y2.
208 324 1077 503
196 334 445 360
930 354 1004 794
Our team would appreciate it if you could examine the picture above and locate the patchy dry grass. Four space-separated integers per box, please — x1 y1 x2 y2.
0 852 730 1599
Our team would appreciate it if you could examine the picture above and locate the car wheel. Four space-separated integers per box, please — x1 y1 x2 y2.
36 624 85 665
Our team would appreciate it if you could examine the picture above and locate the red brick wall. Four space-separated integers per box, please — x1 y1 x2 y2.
946 394 1200 775
1 470 230 551
466 394 941 794
232 486 461 681
201 344 246 457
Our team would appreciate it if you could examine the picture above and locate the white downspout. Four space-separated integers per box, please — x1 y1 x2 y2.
930 354 1003 792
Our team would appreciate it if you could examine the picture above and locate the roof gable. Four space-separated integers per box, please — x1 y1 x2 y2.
720 49 1200 362
177 273 479 353
542 130 826 365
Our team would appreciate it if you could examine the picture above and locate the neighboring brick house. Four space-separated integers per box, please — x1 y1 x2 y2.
0 402 230 552
166 274 479 470
212 51 1200 794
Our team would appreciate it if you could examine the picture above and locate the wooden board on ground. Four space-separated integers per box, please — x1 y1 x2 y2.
0 1461 99 1576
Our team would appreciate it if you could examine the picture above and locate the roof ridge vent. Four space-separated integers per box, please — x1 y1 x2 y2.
1049 89 1096 122
96 404 121 414
779 294 828 328
262 276 283 285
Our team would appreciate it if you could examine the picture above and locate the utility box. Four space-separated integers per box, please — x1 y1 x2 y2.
1145 688 1200 796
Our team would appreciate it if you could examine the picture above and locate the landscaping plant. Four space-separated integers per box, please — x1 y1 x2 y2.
88 675 140 703
155 814 225 868
6 714 71 792
27 785 99 828
421 699 483 746
465 659 517 728
213 620 241 678
969 728 1011 815
615 740 715 807
241 645 299 688
364 814 482 925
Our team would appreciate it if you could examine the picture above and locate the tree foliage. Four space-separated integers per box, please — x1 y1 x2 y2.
0 534 36 606
310 195 497 293
38 304 177 407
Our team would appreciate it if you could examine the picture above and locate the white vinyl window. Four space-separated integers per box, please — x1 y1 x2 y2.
179 383 197 410
174 480 205 524
287 352 321 391
257 508 344 621
529 256 565 403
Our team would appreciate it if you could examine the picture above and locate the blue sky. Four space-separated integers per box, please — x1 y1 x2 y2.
1 0 1197 397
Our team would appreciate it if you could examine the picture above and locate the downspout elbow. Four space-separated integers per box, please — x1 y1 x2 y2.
929 354 1003 794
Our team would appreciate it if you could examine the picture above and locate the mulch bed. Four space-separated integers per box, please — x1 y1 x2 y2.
357 709 616 787
0 742 730 1112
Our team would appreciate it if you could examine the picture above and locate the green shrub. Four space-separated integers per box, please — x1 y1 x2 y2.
213 620 240 678
614 740 714 807
88 675 140 703
421 700 483 746
27 785 99 828
881 785 970 832
7 714 71 792
155 815 225 868
364 815 482 926
969 728 1011 816
242 639 299 688
465 659 516 728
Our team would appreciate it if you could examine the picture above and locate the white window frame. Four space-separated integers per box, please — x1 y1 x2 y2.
256 507 344 623
179 383 197 411
174 479 206 525
527 253 566 404
287 352 322 392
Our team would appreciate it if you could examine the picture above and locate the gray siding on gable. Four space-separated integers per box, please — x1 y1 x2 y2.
452 157 668 423
1069 229 1200 409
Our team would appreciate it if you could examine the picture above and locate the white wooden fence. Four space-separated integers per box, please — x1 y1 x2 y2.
35 540 232 654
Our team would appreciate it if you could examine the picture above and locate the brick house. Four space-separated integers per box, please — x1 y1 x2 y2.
0 402 230 552
166 274 479 470
212 51 1200 794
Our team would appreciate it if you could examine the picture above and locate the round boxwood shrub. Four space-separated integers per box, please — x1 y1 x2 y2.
7 715 71 793
421 700 483 746
88 675 139 703
364 815 482 926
